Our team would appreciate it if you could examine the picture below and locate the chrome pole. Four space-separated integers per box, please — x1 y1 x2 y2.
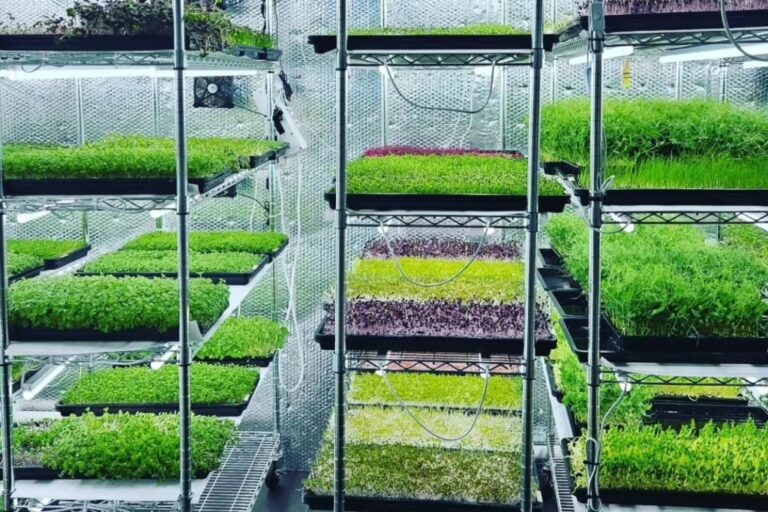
171 1 192 510
334 0 348 509
587 2 605 512
521 1 544 511
0 97 13 512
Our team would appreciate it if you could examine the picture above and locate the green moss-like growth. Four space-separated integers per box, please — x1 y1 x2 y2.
546 214 768 337
5 136 285 180
305 441 522 505
349 373 523 410
347 257 525 303
570 422 768 496
8 252 44 277
61 363 258 406
9 276 229 333
16 413 236 479
8 239 88 261
123 231 288 255
82 250 264 275
196 316 287 361
346 154 564 197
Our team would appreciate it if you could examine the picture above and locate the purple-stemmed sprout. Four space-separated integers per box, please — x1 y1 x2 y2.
323 299 554 340
362 237 522 261
363 146 524 159
578 0 767 15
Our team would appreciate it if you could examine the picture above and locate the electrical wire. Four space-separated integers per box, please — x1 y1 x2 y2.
277 156 306 393
378 219 491 288
383 62 497 114
720 0 768 62
235 104 269 119
380 365 490 442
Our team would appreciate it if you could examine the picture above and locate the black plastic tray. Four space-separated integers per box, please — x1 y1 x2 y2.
44 245 92 270
5 171 233 197
575 9 768 34
12 367 40 393
77 257 268 286
536 267 581 292
537 248 564 268
308 33 559 54
193 355 276 367
9 265 44 284
559 316 768 365
544 360 564 403
0 34 282 62
303 490 533 512
8 320 216 342
0 465 211 480
572 187 768 208
648 397 768 428
56 399 249 417
314 316 557 357
325 190 569 213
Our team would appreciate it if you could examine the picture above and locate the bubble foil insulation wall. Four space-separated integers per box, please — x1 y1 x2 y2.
3 0 768 475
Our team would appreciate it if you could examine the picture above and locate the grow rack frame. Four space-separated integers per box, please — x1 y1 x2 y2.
323 0 548 510
0 1 290 511
550 3 768 512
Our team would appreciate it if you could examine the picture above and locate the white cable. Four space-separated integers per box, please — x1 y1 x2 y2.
384 61 497 114
380 366 490 442
720 0 768 62
277 156 305 393
378 219 491 288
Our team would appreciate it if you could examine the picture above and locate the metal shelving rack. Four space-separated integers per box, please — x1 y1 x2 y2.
331 1 546 511
551 3 768 511
0 2 288 511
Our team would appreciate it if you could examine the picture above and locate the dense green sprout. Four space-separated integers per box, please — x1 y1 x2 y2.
82 250 264 275
350 24 528 36
8 239 88 261
123 231 288 254
196 316 287 361
349 373 523 410
62 363 258 406
9 276 230 333
546 214 768 337
5 137 285 180
8 252 44 277
570 422 768 496
346 155 564 197
346 257 525 303
15 413 236 479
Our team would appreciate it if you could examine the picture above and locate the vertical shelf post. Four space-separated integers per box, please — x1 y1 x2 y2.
171 0 193 510
0 109 13 512
587 2 605 512
521 1 544 511
334 0 349 511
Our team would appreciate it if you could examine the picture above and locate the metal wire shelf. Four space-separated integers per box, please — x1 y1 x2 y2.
346 211 528 228
13 500 179 512
347 51 533 67
346 350 526 375
599 207 768 225
0 50 276 73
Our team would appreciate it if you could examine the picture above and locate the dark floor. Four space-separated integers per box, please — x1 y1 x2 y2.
254 471 309 512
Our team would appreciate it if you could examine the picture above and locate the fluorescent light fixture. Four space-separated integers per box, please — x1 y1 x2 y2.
150 201 176 219
659 43 768 63
0 65 263 81
151 347 178 370
22 362 71 400
16 211 51 224
568 45 633 66
743 61 768 69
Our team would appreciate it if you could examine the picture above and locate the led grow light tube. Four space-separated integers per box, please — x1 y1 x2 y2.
743 61 768 69
0 65 263 81
151 346 178 370
16 211 51 224
568 45 633 66
21 358 75 400
659 43 768 63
